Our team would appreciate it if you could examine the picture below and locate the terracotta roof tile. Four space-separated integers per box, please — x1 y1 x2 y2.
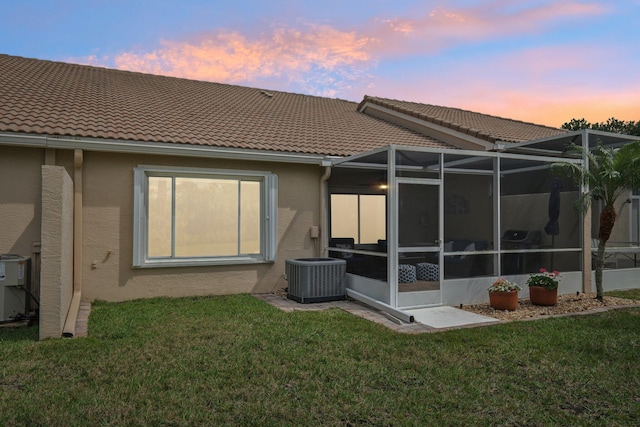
0 55 450 157
2 55 565 157
360 96 566 143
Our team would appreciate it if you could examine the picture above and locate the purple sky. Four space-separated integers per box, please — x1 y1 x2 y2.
2 0 638 127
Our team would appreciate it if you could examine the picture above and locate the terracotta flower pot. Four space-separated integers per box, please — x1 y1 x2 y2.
529 286 558 306
489 290 519 311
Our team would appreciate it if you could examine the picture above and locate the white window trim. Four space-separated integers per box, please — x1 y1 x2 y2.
133 165 277 268
330 193 386 244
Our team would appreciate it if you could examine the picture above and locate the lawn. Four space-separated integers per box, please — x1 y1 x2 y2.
606 288 640 300
1 293 639 426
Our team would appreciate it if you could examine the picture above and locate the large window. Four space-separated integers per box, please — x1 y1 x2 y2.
330 194 386 244
133 166 277 267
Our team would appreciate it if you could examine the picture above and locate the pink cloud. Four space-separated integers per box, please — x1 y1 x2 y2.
104 24 376 89
72 1 606 92
68 1 617 121
368 1 607 56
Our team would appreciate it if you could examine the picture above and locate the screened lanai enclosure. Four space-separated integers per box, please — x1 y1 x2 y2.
326 132 640 317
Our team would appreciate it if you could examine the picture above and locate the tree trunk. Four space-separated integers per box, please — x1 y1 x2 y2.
595 205 616 301
595 239 606 301
599 205 616 241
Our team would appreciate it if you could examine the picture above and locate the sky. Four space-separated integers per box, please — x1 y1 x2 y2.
2 0 638 127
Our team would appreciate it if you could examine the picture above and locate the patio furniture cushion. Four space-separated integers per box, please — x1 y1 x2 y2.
416 262 439 281
398 264 417 283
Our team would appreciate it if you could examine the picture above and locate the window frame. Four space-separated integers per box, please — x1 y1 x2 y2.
330 193 386 244
133 165 277 268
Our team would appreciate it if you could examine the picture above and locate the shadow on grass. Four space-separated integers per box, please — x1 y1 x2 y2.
0 324 39 342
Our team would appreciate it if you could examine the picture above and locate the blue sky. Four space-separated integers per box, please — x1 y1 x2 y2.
2 0 638 126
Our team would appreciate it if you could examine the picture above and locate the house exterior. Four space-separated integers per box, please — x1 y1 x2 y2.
1 54 638 338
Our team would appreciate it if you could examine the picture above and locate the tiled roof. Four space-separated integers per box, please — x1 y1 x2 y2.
0 54 450 157
359 96 566 143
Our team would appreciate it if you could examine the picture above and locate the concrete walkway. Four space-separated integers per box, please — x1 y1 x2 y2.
254 293 499 333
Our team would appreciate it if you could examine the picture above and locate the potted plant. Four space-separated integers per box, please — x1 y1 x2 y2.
488 278 521 311
527 268 560 306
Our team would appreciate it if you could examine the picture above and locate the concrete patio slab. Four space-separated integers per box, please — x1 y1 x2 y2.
406 306 500 329
255 293 501 333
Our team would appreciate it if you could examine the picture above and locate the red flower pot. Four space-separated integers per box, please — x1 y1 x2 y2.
489 290 519 311
529 286 558 306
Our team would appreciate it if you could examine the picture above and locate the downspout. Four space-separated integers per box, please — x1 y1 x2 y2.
319 163 332 257
62 149 83 337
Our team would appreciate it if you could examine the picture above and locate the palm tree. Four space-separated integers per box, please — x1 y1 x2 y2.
553 141 640 300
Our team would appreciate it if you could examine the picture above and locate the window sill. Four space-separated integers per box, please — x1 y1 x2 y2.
133 257 273 269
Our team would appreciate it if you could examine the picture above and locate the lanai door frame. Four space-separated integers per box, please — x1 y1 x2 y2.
390 150 444 309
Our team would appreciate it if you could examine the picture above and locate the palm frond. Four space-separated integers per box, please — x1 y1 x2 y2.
551 140 640 212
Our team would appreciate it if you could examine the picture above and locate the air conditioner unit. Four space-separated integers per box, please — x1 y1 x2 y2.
0 254 30 321
285 258 346 304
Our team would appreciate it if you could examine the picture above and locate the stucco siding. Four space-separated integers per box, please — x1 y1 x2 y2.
80 151 321 302
39 165 74 339
0 146 43 256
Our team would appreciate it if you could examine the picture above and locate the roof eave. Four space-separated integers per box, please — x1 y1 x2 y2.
0 132 329 165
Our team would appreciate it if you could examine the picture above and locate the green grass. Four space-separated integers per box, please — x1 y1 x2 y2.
2 294 640 426
606 288 640 300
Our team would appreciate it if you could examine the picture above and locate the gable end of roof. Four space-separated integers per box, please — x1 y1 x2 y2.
358 100 496 151
358 95 566 146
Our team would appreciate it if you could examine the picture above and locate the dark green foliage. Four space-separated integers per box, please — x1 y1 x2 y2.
552 141 640 299
562 117 640 136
